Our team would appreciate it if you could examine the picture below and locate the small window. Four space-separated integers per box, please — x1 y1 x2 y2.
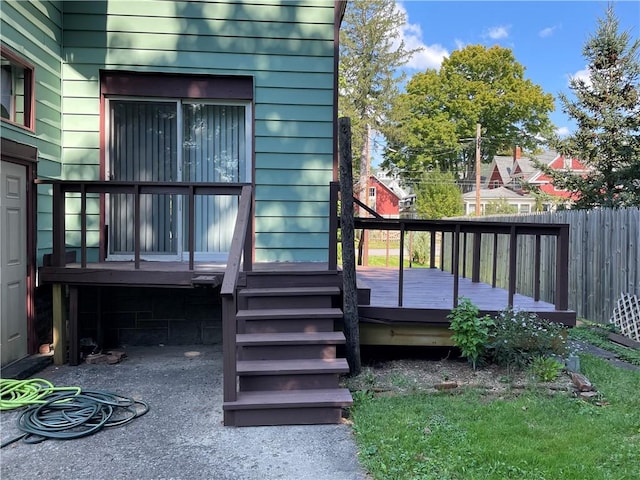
519 204 530 213
563 157 572 169
1 46 34 130
368 187 376 198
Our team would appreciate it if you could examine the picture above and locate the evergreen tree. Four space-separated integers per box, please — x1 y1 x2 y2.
545 6 640 208
339 0 421 191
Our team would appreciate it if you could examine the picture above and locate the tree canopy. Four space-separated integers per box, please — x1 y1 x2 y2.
542 6 640 208
382 45 555 184
339 0 420 183
414 170 464 219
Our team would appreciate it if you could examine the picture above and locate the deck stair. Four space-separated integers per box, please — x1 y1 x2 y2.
223 276 353 426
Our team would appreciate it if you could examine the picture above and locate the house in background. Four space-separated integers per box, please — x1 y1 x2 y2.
526 153 589 203
479 146 588 213
366 174 407 218
463 186 537 216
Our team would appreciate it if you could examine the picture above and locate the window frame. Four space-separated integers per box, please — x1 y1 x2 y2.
0 45 35 131
100 71 254 262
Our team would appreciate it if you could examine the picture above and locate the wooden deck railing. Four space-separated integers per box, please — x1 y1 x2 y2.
35 179 252 271
328 182 570 311
221 185 253 407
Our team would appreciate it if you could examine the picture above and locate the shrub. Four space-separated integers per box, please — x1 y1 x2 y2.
448 298 495 370
488 309 568 369
530 355 564 382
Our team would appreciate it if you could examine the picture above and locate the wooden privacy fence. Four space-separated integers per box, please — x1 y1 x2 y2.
454 208 640 323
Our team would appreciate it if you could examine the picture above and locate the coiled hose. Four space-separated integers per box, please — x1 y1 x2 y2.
0 379 149 448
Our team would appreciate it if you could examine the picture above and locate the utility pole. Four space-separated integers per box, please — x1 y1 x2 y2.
475 123 481 216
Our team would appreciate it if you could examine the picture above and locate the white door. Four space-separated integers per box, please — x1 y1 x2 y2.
0 160 28 366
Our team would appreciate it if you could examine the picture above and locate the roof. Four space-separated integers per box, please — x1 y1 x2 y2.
463 186 533 201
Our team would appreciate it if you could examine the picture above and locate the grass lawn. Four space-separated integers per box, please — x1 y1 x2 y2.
350 355 640 479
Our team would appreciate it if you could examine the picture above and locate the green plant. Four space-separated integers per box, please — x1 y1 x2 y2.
530 356 564 382
488 309 568 369
448 298 495 370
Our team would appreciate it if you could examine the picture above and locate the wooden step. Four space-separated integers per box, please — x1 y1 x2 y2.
237 308 343 320
237 307 343 333
239 286 341 297
237 332 346 361
238 286 340 309
223 388 353 426
237 358 349 375
236 331 346 346
237 358 349 391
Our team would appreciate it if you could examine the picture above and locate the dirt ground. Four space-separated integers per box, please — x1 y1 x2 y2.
344 350 576 399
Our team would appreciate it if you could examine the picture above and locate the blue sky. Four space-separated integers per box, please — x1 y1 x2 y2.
395 0 640 137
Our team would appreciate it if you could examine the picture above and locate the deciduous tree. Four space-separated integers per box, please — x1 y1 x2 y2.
383 45 555 183
414 170 463 219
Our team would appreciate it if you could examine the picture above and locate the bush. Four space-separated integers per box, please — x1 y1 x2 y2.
488 309 568 369
530 355 564 382
448 298 495 370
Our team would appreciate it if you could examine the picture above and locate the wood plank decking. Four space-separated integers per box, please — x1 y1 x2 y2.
356 266 576 324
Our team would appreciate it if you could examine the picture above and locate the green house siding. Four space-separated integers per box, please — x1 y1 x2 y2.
59 0 337 263
0 0 63 262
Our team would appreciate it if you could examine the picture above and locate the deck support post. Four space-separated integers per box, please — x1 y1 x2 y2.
68 286 79 366
52 284 67 365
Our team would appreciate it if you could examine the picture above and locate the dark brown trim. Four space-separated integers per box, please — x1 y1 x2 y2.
1 45 35 131
100 70 253 99
1 138 38 354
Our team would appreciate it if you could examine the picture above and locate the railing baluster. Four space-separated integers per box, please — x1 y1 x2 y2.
328 181 339 270
52 182 65 267
429 228 436 268
472 232 481 282
556 225 569 310
508 225 517 307
452 225 460 308
134 184 141 269
80 184 87 268
188 185 195 271
492 233 498 288
534 234 541 301
398 222 405 307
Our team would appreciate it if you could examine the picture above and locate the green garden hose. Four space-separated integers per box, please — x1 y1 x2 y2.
0 378 80 411
0 379 149 448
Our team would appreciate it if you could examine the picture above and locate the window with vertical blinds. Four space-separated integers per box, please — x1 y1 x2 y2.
107 99 249 260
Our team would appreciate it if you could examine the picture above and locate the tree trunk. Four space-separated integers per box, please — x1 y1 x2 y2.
338 117 361 376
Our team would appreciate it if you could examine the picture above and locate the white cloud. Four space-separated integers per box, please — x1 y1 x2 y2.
454 39 467 50
555 126 571 137
484 25 510 40
568 67 592 87
396 2 449 70
539 25 559 38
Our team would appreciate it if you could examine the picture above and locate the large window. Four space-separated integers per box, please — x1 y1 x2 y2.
107 99 250 260
102 72 253 262
1 46 34 130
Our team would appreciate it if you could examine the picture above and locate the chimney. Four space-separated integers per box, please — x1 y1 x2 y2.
513 145 521 161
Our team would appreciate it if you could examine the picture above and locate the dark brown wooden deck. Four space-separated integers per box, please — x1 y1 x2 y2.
356 266 576 324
